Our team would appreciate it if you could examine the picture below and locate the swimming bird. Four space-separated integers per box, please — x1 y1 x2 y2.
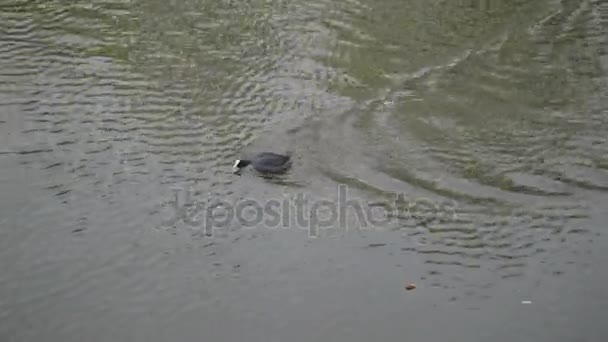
232 152 292 174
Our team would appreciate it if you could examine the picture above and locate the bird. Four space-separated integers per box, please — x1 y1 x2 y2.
232 152 292 174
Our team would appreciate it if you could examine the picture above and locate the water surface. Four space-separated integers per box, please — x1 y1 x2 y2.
1 0 607 341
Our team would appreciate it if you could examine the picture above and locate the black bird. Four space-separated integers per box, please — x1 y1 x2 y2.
233 152 292 174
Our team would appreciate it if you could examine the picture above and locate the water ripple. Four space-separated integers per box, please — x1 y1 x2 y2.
1 0 607 332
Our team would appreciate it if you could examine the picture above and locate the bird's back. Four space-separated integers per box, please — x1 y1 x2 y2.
253 152 290 167
250 152 291 173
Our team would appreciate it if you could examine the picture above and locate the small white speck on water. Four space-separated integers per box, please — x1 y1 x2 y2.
522 300 532 304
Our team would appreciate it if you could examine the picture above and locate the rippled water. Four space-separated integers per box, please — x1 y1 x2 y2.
1 0 607 341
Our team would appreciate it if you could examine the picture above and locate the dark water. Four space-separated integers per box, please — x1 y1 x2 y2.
1 0 607 341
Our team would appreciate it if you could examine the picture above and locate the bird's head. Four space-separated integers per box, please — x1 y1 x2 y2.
232 159 251 173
